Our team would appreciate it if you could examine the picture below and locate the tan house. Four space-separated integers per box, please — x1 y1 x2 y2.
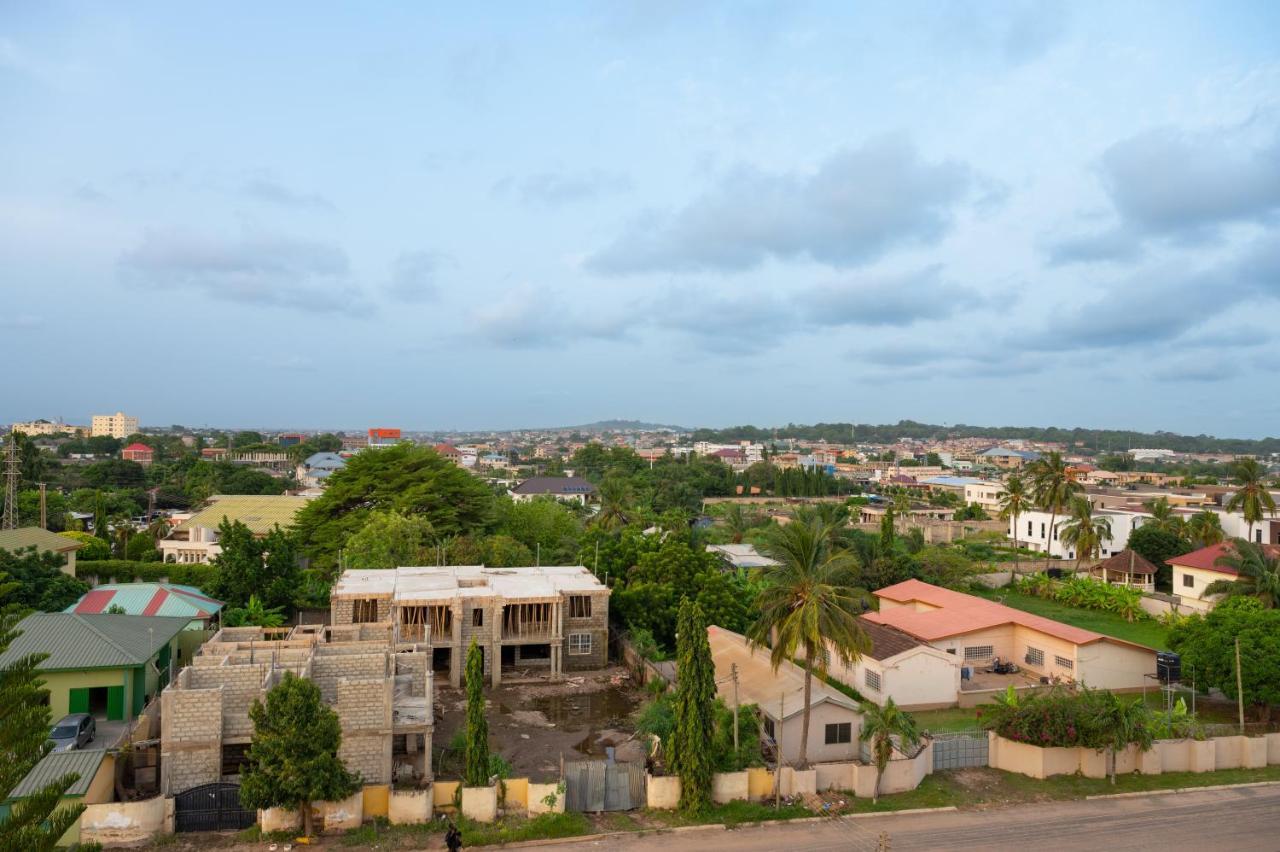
864 580 1156 691
707 625 862 764
0 526 84 575
158 494 310 563
1169 542 1280 612
823 619 961 711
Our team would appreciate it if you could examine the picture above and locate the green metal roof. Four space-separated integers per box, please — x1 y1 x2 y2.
176 494 311 535
0 613 191 671
0 527 81 554
8 749 107 800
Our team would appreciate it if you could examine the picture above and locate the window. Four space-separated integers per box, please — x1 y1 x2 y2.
352 599 379 623
568 596 592 618
1027 520 1033 537
864 670 881 692
946 648 956 655
825 722 852 745
1182 574 1195 588
1055 655 1073 669
1025 647 1044 667
568 633 592 655
964 645 993 662
472 608 484 627
1040 523 1045 538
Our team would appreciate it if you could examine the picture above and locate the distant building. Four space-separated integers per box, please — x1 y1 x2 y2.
121 442 154 466
91 411 139 439
158 494 311 563
368 427 401 448
277 433 305 447
297 451 346 489
341 433 369 451
11 419 75 437
433 443 463 464
979 447 1041 469
706 543 779 569
0 527 85 576
509 476 597 505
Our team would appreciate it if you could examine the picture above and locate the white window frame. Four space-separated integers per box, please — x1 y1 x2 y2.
1025 647 1045 667
864 669 881 692
568 633 592 655
1054 655 1073 670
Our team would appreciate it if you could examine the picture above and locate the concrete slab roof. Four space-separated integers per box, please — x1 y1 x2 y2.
332 565 608 602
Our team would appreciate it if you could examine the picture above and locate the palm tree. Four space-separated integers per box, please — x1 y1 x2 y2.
1143 497 1184 536
721 503 758 544
998 474 1031 585
858 698 922 803
1090 692 1153 784
1028 452 1083 559
1226 458 1277 543
750 519 870 767
1186 509 1225 548
594 476 631 531
1203 539 1280 608
1058 496 1112 571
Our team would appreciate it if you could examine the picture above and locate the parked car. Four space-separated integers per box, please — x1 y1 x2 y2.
48 713 95 753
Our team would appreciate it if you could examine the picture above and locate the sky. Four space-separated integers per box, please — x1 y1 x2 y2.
2 2 1279 436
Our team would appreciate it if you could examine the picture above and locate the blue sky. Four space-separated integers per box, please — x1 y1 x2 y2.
2 2 1278 435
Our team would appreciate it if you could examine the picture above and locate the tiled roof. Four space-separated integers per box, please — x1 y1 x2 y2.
512 476 597 495
0 527 81 554
122 442 152 452
8 749 107 800
66 583 223 618
866 579 1151 651
0 613 191 671
1168 542 1280 576
857 617 926 661
1093 549 1157 576
176 494 310 534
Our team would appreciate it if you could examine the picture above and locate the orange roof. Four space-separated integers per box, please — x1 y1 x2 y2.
865 579 1151 650
1168 542 1280 577
123 442 152 453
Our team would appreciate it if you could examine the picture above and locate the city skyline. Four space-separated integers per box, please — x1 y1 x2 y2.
3 3 1279 435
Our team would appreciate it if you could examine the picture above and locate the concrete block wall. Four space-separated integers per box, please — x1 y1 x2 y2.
562 591 610 671
187 665 267 739
160 686 223 794
336 678 392 784
396 652 430 695
311 652 387 703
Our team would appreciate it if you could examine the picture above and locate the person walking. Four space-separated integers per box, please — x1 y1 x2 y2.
446 820 463 852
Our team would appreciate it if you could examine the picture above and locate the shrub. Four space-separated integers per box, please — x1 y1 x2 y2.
77 559 220 591
979 685 1154 749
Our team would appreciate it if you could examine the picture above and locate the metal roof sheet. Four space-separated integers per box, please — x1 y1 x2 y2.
707 626 860 721
0 613 191 670
0 527 81 554
176 494 310 535
65 583 223 618
8 749 107 800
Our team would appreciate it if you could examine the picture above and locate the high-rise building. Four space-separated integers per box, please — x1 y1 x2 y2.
91 411 139 439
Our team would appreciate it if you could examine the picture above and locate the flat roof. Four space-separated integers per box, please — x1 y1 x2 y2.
332 565 609 602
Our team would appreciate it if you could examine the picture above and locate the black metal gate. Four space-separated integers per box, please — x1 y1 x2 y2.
564 760 646 811
174 783 257 832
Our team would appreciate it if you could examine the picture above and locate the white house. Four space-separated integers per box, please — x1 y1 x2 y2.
1010 507 1148 560
823 618 961 711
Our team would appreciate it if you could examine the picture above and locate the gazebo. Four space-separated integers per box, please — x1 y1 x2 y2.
1089 549 1157 593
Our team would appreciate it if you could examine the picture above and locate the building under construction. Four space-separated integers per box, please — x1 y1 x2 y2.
330 565 611 687
159 622 432 795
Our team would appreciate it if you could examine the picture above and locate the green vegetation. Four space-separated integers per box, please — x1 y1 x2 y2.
1202 540 1280 608
207 520 301 615
860 698 923 802
671 599 715 813
1170 597 1280 719
0 547 88 613
972 587 1169 648
463 639 490 788
1014 573 1146 623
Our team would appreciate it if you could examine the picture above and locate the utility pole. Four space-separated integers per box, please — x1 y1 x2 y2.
39 482 47 530
731 663 740 754
1235 637 1245 733
1 435 18 530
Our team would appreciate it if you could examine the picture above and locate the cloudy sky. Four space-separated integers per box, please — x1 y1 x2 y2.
2 2 1279 435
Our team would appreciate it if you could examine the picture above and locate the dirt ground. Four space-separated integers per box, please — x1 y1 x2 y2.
434 666 649 780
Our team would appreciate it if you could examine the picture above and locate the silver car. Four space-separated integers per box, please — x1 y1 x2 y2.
48 713 95 753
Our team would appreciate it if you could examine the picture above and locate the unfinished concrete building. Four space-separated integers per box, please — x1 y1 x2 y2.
159 622 432 795
331 565 611 687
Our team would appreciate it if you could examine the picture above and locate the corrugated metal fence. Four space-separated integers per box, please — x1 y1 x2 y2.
563 760 646 812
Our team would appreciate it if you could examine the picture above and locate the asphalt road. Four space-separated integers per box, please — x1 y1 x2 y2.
531 785 1280 852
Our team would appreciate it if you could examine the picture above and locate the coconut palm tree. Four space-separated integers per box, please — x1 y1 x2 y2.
857 698 922 803
998 474 1031 585
1143 497 1184 536
1186 509 1225 548
750 518 870 767
891 491 912 534
1058 496 1112 570
720 503 758 544
1203 539 1280 608
1028 452 1083 559
594 475 632 531
1090 692 1153 784
1226 458 1277 543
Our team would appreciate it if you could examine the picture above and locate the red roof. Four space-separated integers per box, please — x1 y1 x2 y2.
433 443 461 455
1168 542 1280 577
866 579 1151 650
123 442 152 453
369 428 401 440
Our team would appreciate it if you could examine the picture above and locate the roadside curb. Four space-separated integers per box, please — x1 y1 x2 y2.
1086 780 1280 800
468 806 961 849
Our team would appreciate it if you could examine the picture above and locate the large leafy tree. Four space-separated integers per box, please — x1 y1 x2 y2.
670 599 714 813
1169 597 1280 721
998 473 1031 585
0 571 89 851
0 547 88 613
1058 496 1112 568
240 672 360 837
1226 458 1276 542
1028 451 1082 557
344 511 435 569
293 444 495 573
1126 524 1191 591
463 640 490 787
494 497 583 563
750 518 869 767
858 698 921 803
208 521 300 613
1203 539 1280 608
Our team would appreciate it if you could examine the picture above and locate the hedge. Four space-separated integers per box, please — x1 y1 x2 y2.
77 559 219 591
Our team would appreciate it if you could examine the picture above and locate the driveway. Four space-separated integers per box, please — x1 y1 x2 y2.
527 784 1280 851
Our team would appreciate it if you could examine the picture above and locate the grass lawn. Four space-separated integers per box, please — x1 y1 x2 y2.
910 706 986 732
971 587 1170 649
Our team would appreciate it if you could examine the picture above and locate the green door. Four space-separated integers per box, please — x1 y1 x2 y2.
106 685 125 721
68 688 90 714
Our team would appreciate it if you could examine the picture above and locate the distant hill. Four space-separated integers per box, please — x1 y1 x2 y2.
569 419 685 432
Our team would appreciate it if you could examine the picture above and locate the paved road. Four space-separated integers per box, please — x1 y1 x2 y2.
532 785 1280 851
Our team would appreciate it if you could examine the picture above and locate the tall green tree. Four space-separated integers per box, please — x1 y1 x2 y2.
1028 452 1082 557
0 571 86 852
750 519 870 767
1226 458 1276 542
208 521 300 613
1203 539 1280 608
1169 597 1280 721
463 639 490 787
998 474 1031 585
240 671 359 837
1142 497 1183 536
879 508 895 553
593 475 632 532
344 511 435 569
1187 510 1226 548
1089 692 1153 784
1058 496 1113 569
857 698 922 803
670 599 714 813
